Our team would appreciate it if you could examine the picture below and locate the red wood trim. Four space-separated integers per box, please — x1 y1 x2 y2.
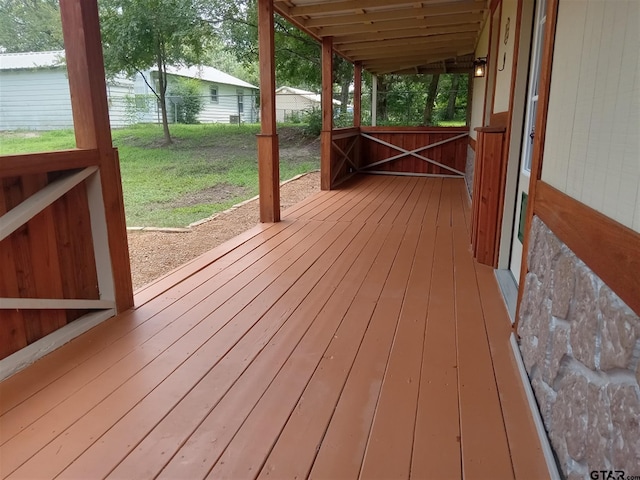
361 126 469 133
0 149 100 179
475 126 506 134
489 111 509 128
332 128 360 140
469 137 477 151
515 0 560 329
257 0 280 222
353 62 362 128
535 182 640 316
60 0 133 312
321 36 334 190
490 0 502 13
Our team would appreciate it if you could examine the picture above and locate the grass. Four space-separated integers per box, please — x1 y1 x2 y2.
0 123 319 228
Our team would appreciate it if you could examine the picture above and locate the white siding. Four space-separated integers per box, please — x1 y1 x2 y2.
106 79 136 128
493 0 518 113
0 69 73 130
469 18 490 140
541 0 640 232
275 94 318 122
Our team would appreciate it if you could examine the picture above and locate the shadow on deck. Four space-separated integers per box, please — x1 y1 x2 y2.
0 175 550 479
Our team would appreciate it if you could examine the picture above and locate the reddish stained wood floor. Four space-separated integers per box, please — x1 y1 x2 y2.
0 175 550 480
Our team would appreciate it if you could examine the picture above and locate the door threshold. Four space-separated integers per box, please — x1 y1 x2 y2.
494 269 518 322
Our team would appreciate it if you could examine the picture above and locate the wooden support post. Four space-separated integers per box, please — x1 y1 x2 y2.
353 62 362 128
59 0 133 312
371 75 378 127
257 0 280 222
321 36 334 191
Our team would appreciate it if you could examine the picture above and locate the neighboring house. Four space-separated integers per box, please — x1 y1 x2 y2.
275 86 340 122
134 65 259 125
0 51 134 130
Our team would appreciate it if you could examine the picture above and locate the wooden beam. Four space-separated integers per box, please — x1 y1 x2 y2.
353 62 362 128
341 32 478 54
317 13 484 37
0 149 100 179
280 0 468 16
321 36 334 191
60 0 133 312
333 24 481 45
302 2 485 28
0 298 116 310
257 0 280 222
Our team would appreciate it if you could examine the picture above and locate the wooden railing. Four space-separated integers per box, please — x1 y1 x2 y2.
0 148 117 361
328 126 469 187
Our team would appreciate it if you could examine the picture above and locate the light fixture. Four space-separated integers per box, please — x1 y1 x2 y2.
473 57 487 78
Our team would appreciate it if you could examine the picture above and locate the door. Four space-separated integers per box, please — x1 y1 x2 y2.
509 0 547 281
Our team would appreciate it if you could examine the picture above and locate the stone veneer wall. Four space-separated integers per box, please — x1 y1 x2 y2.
518 216 640 478
465 144 474 198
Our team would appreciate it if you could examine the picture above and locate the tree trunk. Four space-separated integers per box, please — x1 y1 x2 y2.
446 74 460 120
423 74 440 125
376 75 388 122
156 44 172 145
339 77 350 115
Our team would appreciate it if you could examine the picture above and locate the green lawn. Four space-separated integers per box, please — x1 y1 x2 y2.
0 124 319 227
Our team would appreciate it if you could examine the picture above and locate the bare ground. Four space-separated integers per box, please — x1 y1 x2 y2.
128 171 320 290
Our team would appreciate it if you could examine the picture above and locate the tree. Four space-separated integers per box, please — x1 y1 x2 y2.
423 74 440 125
99 0 215 144
0 0 63 53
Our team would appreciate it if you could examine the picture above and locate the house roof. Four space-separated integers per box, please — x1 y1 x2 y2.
152 65 258 90
0 51 65 70
273 0 488 75
276 86 341 105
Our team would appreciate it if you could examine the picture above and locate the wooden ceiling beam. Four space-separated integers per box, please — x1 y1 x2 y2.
302 2 484 28
333 24 481 45
277 0 433 17
316 13 483 37
341 32 478 54
348 41 474 61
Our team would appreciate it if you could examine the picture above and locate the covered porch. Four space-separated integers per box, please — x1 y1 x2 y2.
0 175 551 479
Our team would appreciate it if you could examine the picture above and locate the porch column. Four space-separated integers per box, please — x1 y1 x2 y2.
353 62 362 128
320 36 333 190
257 0 280 222
371 74 378 126
60 0 133 312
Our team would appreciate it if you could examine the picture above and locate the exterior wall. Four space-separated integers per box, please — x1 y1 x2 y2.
0 68 134 130
0 69 73 130
492 0 518 113
465 144 475 197
134 73 258 124
275 93 318 122
469 18 490 140
518 216 640 477
541 0 640 232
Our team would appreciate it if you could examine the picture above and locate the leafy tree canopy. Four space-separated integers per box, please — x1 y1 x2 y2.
0 0 63 53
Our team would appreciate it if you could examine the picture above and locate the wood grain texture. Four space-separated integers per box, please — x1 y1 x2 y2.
0 176 549 480
0 150 99 179
321 36 334 190
535 182 640 316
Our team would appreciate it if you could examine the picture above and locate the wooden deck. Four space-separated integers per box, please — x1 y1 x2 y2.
0 175 550 480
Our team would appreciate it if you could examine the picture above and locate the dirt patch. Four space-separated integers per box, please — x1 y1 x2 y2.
128 171 320 290
170 183 249 208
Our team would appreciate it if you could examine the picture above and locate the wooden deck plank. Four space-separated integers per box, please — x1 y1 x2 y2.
59 221 370 479
103 220 382 480
0 175 550 480
474 263 551 480
307 224 421 479
0 220 297 417
157 222 404 479
358 216 438 479
4 220 335 477
452 224 514 480
411 225 461 480
0 220 310 442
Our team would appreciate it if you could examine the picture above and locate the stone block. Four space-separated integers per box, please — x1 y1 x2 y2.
544 319 571 384
527 217 562 289
599 285 640 371
569 263 601 369
608 382 640 472
518 272 544 337
586 382 612 471
552 368 589 463
551 248 577 319
532 375 557 432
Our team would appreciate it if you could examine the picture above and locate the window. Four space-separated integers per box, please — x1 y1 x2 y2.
210 85 218 103
237 89 244 113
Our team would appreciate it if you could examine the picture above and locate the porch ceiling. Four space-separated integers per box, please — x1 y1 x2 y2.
274 0 488 75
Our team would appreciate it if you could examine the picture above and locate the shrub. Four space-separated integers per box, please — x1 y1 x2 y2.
168 78 203 124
